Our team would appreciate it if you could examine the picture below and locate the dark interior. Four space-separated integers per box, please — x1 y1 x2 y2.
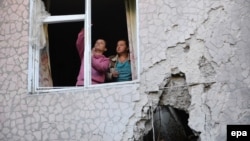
143 106 199 141
42 0 128 86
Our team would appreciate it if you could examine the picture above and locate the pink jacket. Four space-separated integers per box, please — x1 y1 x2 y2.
76 29 110 85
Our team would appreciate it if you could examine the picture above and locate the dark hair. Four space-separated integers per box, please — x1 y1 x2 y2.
95 38 107 46
118 39 129 47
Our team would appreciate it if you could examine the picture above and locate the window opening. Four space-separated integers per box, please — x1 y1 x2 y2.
91 0 131 84
30 0 138 92
41 0 84 86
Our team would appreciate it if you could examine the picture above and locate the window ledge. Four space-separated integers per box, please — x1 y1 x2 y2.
30 80 140 94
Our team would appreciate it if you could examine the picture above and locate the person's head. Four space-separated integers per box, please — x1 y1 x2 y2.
116 39 129 55
93 39 107 52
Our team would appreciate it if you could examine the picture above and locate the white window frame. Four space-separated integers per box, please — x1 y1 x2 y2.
28 0 140 93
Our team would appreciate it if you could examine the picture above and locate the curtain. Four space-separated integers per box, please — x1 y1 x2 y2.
125 0 138 80
39 24 53 87
33 0 53 87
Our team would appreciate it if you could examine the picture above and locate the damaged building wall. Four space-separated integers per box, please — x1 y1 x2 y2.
0 0 250 141
135 0 250 140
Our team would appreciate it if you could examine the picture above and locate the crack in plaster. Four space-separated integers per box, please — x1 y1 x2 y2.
202 6 225 25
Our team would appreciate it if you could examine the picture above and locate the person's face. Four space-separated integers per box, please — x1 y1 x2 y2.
94 39 106 52
116 40 128 54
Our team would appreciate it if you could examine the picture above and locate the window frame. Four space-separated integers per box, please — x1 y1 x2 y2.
28 0 140 93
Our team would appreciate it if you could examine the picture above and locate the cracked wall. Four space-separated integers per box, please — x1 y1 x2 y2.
136 0 250 141
1 0 250 141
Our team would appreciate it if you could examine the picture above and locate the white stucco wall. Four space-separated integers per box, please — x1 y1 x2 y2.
0 0 250 141
137 0 250 140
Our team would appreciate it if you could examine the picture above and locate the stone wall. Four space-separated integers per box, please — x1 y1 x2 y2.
1 0 250 141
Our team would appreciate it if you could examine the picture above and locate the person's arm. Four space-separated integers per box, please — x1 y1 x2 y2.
92 55 110 72
106 67 119 81
76 28 84 60
105 55 117 81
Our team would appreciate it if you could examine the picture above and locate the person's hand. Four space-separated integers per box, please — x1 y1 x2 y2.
111 68 119 78
92 47 103 56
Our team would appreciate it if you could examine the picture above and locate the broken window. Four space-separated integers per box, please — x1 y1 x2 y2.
28 0 138 92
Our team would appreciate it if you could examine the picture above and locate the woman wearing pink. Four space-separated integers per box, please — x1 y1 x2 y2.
76 29 110 85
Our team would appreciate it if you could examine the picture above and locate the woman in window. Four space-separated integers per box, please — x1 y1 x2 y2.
106 39 132 82
76 29 110 85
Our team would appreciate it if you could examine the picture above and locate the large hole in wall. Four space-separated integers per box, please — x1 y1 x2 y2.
143 106 199 141
142 70 200 141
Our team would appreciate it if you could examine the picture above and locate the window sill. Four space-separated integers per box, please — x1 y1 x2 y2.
30 80 140 94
